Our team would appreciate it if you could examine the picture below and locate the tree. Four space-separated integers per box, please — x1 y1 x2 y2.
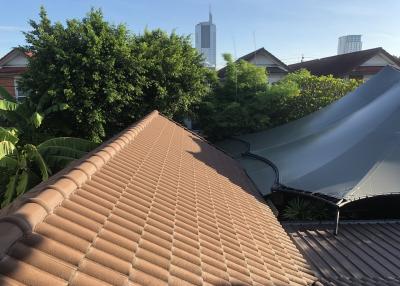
133 29 214 120
198 54 298 140
274 69 361 124
20 7 212 142
0 89 97 207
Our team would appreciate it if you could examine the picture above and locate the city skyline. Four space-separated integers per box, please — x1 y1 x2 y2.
0 0 399 68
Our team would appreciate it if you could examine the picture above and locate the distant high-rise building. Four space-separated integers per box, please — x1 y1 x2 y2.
337 35 362 55
195 9 216 68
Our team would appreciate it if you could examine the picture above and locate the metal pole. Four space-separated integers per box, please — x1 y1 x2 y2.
334 208 340 235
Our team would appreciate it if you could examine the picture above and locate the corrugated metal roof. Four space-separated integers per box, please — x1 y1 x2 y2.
0 111 318 286
285 221 400 285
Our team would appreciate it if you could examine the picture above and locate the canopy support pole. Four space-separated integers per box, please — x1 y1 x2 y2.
334 208 340 235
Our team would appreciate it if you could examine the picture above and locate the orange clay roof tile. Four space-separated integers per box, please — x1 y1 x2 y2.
0 111 319 286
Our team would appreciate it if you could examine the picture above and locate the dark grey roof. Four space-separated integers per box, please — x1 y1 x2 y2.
220 66 400 205
289 47 400 77
285 221 400 285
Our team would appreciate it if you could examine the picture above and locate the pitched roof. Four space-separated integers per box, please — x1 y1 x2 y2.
288 47 400 77
285 221 400 285
0 111 318 286
0 48 31 67
218 47 289 78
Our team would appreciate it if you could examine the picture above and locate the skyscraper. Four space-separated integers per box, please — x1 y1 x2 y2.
195 9 216 68
337 35 362 55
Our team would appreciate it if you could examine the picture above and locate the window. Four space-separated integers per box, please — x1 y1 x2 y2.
14 77 27 102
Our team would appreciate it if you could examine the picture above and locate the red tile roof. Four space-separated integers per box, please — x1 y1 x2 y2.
0 111 318 285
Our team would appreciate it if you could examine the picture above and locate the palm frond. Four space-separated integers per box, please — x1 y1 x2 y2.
24 144 49 180
0 141 16 159
37 137 97 153
0 127 19 144
0 100 18 111
42 103 69 115
30 112 44 128
0 86 17 103
0 156 18 171
44 155 76 170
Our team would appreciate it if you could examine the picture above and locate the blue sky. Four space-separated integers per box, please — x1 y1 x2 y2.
1 0 399 68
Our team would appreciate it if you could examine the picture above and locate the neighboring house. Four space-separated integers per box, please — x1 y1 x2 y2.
289 47 400 81
218 47 290 83
0 111 319 286
0 48 31 100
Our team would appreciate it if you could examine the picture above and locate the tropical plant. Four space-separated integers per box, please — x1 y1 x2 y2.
0 88 97 207
0 92 68 145
282 197 332 221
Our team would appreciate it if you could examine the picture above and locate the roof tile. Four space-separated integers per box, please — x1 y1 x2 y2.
0 111 318 285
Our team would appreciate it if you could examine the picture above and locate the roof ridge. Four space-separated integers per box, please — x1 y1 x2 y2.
288 47 384 67
0 110 159 258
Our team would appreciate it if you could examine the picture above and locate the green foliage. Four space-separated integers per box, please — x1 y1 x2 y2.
0 91 69 145
198 59 361 140
20 7 212 142
0 86 17 102
0 88 97 207
134 29 213 120
273 69 361 124
282 197 332 221
198 54 299 140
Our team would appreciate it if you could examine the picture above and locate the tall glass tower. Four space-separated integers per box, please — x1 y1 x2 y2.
337 35 362 55
195 9 216 68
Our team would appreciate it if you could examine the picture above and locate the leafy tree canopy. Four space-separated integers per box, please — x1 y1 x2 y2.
198 54 298 141
20 7 213 142
198 58 361 141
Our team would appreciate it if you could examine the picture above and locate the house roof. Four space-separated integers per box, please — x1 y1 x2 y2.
285 221 400 285
218 47 289 78
0 48 31 67
219 66 400 204
288 47 400 77
0 111 318 286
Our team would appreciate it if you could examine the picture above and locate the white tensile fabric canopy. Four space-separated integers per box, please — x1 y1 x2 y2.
220 66 400 206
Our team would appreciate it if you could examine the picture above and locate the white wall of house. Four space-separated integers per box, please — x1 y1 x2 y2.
269 74 286 83
247 53 287 83
248 53 277 67
4 54 28 67
360 53 397 67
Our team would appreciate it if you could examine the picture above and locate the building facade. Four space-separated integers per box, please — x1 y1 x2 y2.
0 48 30 100
195 11 216 68
218 48 289 83
337 35 362 55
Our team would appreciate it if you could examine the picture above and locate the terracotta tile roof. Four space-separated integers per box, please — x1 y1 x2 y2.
0 111 318 286
285 221 400 285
